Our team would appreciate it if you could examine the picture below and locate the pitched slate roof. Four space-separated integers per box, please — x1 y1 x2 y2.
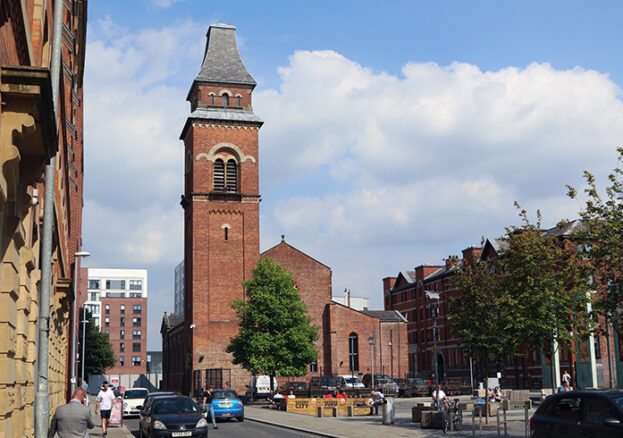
161 312 184 333
423 262 462 282
541 219 584 237
195 24 256 86
400 270 416 284
360 310 408 323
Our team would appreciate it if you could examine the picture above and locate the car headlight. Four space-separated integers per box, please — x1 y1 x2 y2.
153 420 166 430
196 418 208 428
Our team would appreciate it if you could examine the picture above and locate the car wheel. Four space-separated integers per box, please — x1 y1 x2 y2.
238 414 244 422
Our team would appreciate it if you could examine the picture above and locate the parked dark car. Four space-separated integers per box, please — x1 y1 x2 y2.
138 394 207 438
530 390 623 438
139 391 177 421
309 376 337 391
288 381 307 391
394 378 430 397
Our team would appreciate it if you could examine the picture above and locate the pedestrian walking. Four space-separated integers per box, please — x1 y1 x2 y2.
561 370 571 386
95 381 115 436
202 386 218 429
48 387 94 438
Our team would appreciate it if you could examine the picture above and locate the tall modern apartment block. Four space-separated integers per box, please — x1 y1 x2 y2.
174 261 185 316
85 268 149 374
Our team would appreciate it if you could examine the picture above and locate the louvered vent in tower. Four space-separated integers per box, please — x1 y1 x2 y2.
226 159 238 192
213 159 225 191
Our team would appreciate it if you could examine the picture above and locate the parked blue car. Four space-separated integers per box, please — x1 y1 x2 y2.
211 389 244 421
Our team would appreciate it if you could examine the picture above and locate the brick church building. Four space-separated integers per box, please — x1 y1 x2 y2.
161 24 407 395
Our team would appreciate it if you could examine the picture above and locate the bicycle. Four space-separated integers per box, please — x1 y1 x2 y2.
442 398 463 433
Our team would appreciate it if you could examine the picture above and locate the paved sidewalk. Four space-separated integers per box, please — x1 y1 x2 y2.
245 399 534 438
83 396 133 438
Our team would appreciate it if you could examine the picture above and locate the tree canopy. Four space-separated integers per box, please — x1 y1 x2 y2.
451 207 591 387
568 146 623 333
226 258 319 380
79 308 116 377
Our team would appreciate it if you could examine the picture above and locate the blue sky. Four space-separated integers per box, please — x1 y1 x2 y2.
82 0 623 349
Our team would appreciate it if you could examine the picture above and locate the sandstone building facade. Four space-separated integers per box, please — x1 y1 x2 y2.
0 1 88 436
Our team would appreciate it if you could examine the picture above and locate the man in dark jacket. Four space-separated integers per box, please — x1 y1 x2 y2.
48 387 94 437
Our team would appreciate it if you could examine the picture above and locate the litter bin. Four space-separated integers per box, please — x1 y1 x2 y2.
382 398 394 425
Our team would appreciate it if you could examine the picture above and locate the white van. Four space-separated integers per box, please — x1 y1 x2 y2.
245 375 278 401
336 375 365 389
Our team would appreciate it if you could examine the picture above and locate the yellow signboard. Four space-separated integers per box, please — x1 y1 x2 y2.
283 398 372 416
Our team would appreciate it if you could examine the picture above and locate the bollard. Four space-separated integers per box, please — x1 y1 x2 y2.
382 398 395 425
348 405 354 417
472 407 476 437
524 400 530 438
496 407 501 437
504 405 508 438
317 406 323 418
479 406 483 432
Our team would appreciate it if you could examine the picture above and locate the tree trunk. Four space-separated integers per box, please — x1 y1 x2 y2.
605 320 615 388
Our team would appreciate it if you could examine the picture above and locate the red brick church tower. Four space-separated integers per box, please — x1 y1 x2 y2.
179 24 263 394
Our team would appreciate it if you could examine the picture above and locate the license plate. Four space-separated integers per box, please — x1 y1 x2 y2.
172 432 192 437
218 402 232 407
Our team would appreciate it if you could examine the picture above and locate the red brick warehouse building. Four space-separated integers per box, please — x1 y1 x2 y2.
384 224 622 390
161 24 407 395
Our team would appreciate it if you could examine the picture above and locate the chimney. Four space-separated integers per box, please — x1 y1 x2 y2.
445 255 459 269
345 288 351 308
461 246 483 266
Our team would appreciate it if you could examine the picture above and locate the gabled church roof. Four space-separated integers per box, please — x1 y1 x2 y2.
195 24 256 86
261 236 331 270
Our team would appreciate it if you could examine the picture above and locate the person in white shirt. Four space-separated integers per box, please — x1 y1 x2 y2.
432 387 448 408
95 381 115 436
287 390 296 399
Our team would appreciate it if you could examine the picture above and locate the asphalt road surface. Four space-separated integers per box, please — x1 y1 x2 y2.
124 416 316 438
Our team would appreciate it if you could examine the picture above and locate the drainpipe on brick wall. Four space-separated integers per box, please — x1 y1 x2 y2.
35 0 63 436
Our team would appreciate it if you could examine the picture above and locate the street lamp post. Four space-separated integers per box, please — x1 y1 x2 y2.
368 336 375 390
425 290 440 410
70 251 90 394
81 316 88 387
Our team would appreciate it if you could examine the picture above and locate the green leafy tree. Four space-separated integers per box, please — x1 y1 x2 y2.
502 210 591 389
567 147 623 332
226 258 319 390
451 207 591 389
567 147 623 387
78 308 116 378
451 254 511 379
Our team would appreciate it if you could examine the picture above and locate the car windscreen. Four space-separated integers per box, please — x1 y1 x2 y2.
213 391 237 400
124 389 148 399
154 398 199 414
344 378 361 384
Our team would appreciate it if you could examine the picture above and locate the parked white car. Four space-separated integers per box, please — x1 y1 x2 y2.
336 375 365 389
122 388 149 417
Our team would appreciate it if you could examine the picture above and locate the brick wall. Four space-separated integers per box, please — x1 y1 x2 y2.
261 241 332 376
101 297 148 375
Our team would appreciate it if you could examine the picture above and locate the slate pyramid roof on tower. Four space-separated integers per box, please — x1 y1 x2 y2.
195 23 256 86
